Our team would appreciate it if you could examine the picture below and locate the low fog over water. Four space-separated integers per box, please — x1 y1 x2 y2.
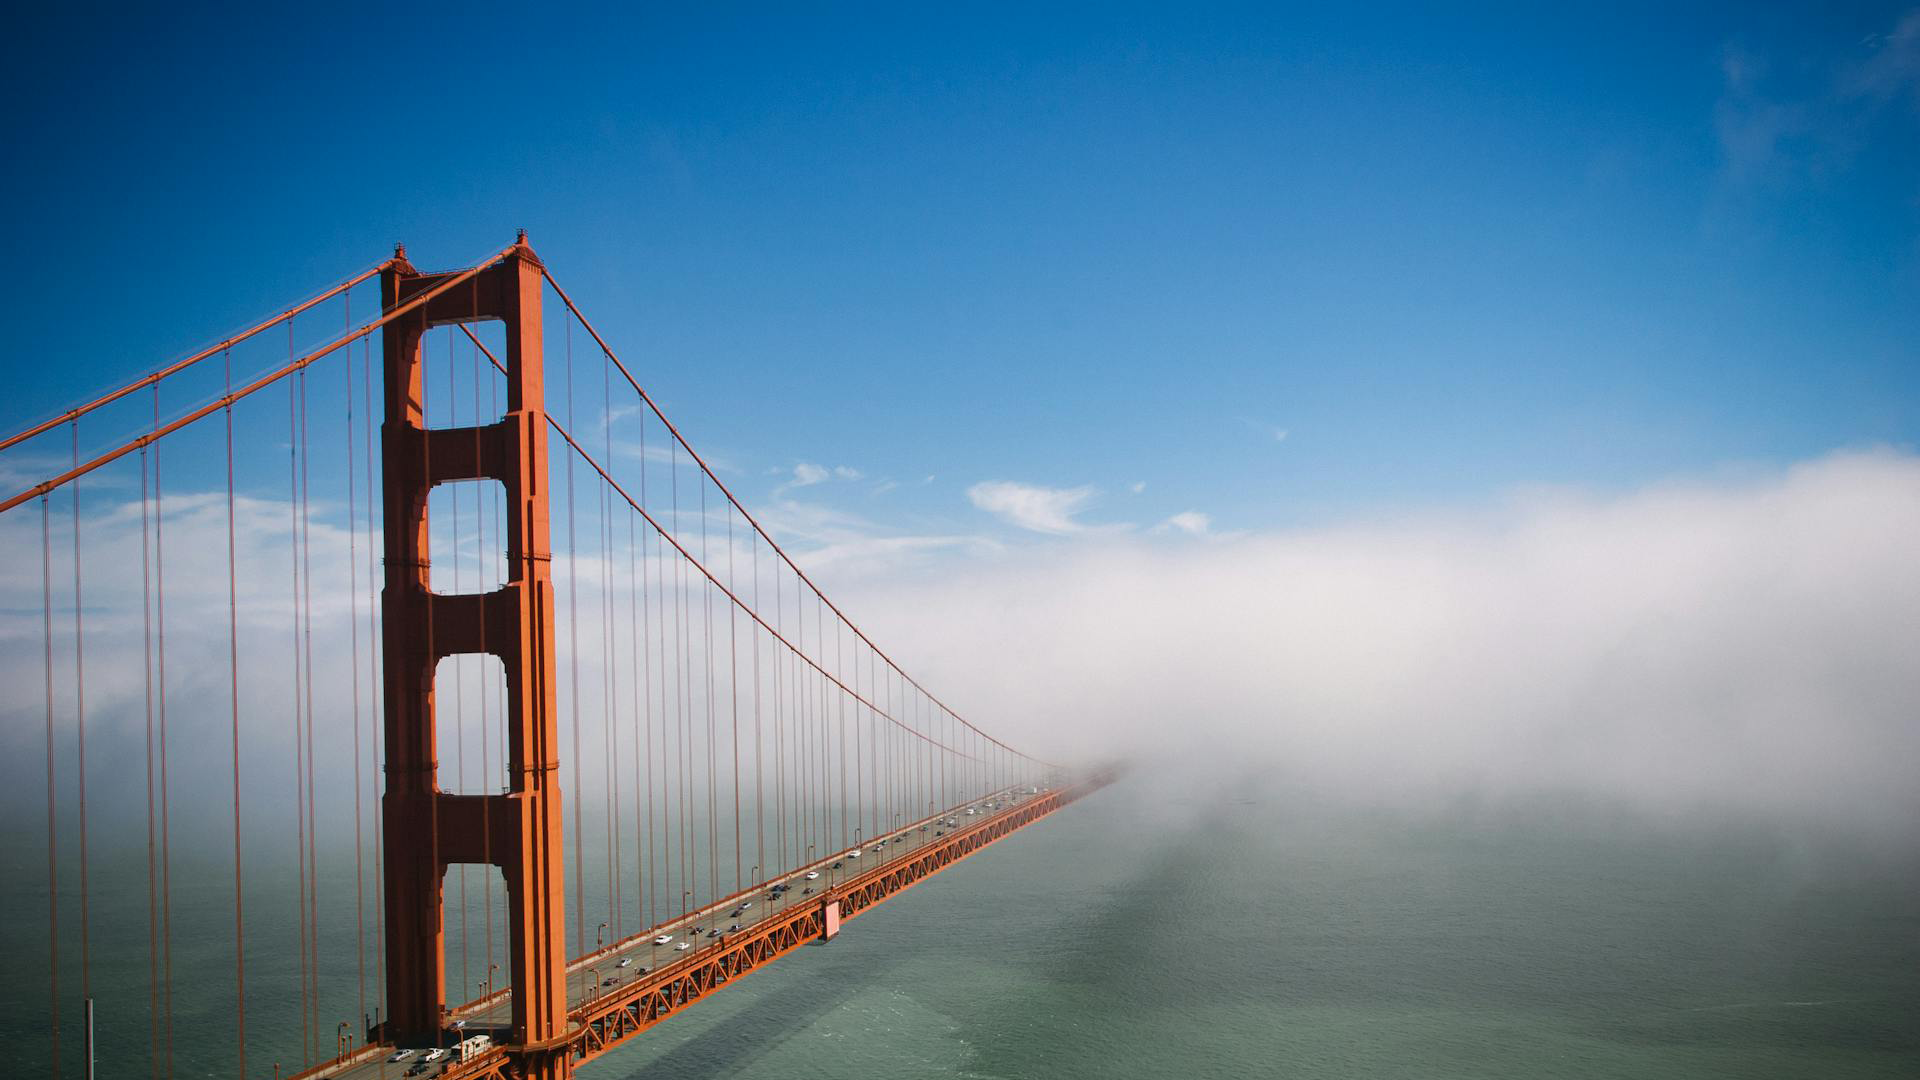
840 449 1920 836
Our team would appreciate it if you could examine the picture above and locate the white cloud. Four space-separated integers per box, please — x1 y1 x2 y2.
1130 481 1147 494
1158 511 1211 536
966 481 1097 535
781 462 863 491
841 449 1920 835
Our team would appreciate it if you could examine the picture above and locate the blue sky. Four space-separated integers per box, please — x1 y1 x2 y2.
4 3 1916 539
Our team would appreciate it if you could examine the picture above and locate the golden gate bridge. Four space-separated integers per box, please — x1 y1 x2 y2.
2 234 1111 1079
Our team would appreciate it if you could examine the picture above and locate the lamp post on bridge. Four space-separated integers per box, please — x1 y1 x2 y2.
597 921 608 951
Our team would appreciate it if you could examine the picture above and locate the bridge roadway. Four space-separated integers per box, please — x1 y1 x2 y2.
306 782 1055 1080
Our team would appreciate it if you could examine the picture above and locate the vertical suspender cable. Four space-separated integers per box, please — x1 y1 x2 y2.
299 351 322 1061
42 495 61 1080
629 503 643 931
69 422 93 1012
564 313 585 955
672 440 688 920
702 482 717 911
640 409 657 932
602 346 621 939
655 431 671 928
752 526 764 889
345 322 368 1036
288 369 311 1064
773 549 785 879
153 386 175 1080
224 349 249 1080
854 621 864 846
728 502 741 896
140 426 159 1080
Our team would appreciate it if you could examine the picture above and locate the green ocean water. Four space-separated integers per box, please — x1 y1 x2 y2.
584 776 1919 1080
6 771 1918 1078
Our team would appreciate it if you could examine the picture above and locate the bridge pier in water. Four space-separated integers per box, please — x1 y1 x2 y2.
378 238 572 1077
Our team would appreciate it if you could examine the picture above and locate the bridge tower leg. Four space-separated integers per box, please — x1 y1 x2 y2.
380 237 572 1077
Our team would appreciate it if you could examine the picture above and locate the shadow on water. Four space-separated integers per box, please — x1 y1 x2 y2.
603 945 908 1079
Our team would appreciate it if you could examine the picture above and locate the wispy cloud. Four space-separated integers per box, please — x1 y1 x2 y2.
966 481 1098 535
1237 417 1289 444
754 496 996 574
779 461 864 492
1714 9 1920 187
1156 511 1211 536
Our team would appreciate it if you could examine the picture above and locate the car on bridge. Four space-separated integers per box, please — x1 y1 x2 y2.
424 1048 448 1062
388 1049 415 1063
617 957 633 967
654 934 673 945
805 870 819 880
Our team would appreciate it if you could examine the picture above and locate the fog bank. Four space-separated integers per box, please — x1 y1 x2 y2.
834 450 1920 834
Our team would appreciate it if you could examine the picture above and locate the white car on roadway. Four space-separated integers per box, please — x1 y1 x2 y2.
424 1048 449 1062
388 1049 415 1063
804 870 819 880
848 848 862 858
617 957 633 967
653 934 673 945
674 941 692 951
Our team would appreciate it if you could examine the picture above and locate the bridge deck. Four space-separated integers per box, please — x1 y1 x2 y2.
301 772 1109 1080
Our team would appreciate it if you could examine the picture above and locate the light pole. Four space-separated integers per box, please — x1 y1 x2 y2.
597 921 608 951
587 967 600 1000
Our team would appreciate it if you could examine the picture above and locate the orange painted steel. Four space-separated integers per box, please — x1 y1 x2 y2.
378 238 571 1079
559 771 1113 1073
285 778 1108 1080
358 771 1115 1080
